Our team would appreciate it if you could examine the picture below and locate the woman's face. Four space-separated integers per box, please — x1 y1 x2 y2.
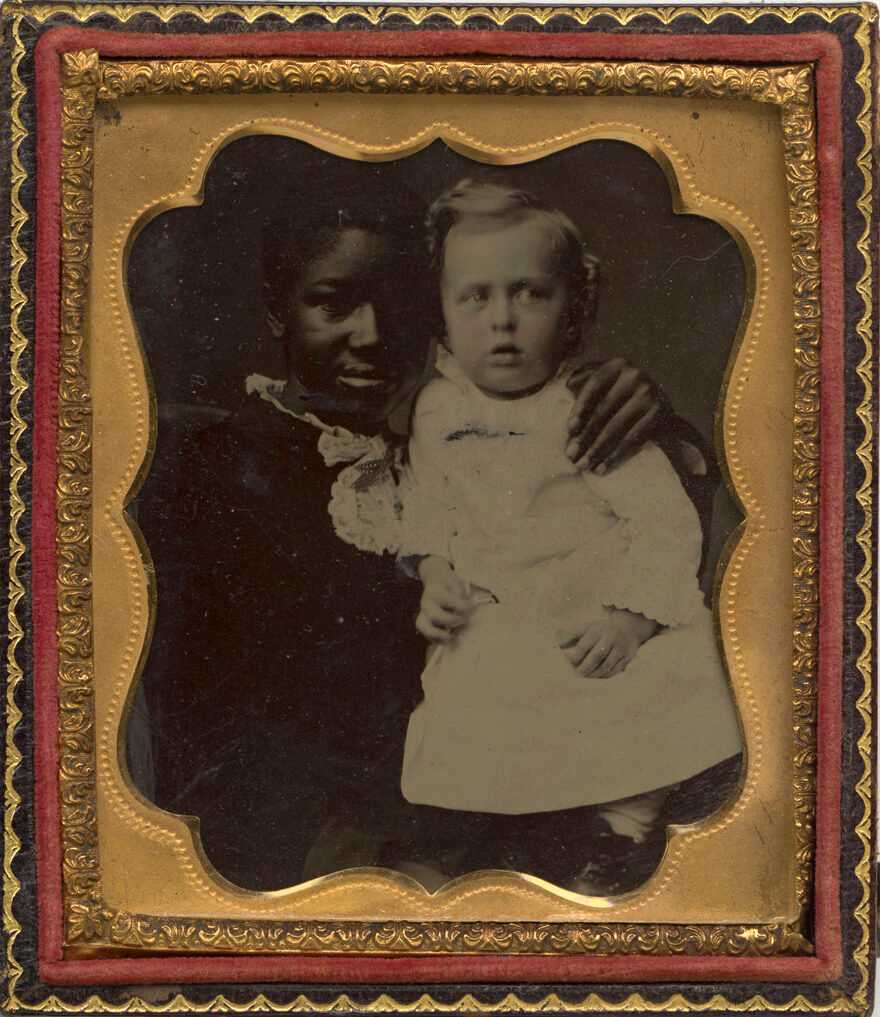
281 228 426 423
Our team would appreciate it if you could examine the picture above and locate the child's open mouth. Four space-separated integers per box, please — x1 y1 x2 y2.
487 346 524 367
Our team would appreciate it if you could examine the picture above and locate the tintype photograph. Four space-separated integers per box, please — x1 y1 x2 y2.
124 135 747 898
4 1 877 1011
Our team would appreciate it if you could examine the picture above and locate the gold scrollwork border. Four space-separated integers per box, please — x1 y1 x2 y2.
100 915 810 956
61 54 818 954
57 49 101 951
96 57 817 102
1 3 873 1014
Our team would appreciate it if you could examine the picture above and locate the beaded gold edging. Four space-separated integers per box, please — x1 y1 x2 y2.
60 55 813 953
3 11 31 1013
0 3 871 28
0 989 871 1016
97 113 766 929
0 3 872 1014
847 12 876 1017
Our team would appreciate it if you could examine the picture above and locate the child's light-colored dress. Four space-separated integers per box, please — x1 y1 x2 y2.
396 349 742 815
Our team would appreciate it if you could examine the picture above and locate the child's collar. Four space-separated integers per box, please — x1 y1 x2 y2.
433 345 573 395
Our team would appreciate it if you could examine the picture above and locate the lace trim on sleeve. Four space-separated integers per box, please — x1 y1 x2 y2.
326 438 405 556
599 529 706 628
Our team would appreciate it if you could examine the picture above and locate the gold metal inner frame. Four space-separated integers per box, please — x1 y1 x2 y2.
61 53 818 955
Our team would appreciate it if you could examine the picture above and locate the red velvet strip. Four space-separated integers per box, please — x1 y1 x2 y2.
33 25 66 974
32 26 847 987
812 22 847 990
34 949 838 988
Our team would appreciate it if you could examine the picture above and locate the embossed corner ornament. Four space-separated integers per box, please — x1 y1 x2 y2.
55 51 821 957
62 48 100 89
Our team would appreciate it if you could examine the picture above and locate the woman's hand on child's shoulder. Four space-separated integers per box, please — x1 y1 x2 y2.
416 556 474 643
558 607 659 679
565 358 666 474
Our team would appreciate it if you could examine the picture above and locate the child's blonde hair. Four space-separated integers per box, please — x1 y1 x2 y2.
426 178 600 356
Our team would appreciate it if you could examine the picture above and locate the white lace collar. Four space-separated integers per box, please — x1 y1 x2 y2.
244 373 387 467
244 374 402 555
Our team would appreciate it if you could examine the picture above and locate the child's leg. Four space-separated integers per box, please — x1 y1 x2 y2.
596 788 668 844
571 756 745 897
568 790 672 897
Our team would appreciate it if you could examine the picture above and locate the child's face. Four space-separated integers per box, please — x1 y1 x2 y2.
440 216 570 397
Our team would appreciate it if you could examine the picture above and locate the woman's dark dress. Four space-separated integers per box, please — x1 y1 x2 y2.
133 393 426 890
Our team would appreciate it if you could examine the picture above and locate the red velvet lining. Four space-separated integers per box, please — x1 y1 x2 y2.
33 23 65 980
31 26 848 987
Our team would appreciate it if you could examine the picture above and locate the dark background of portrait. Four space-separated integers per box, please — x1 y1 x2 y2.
128 133 747 590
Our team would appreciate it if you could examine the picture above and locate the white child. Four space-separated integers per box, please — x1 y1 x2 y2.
395 179 743 894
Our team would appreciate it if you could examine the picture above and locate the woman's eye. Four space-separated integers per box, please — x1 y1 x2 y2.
464 291 487 305
312 296 354 318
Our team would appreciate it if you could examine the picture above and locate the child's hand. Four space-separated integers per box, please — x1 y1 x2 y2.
416 556 473 643
558 608 658 679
